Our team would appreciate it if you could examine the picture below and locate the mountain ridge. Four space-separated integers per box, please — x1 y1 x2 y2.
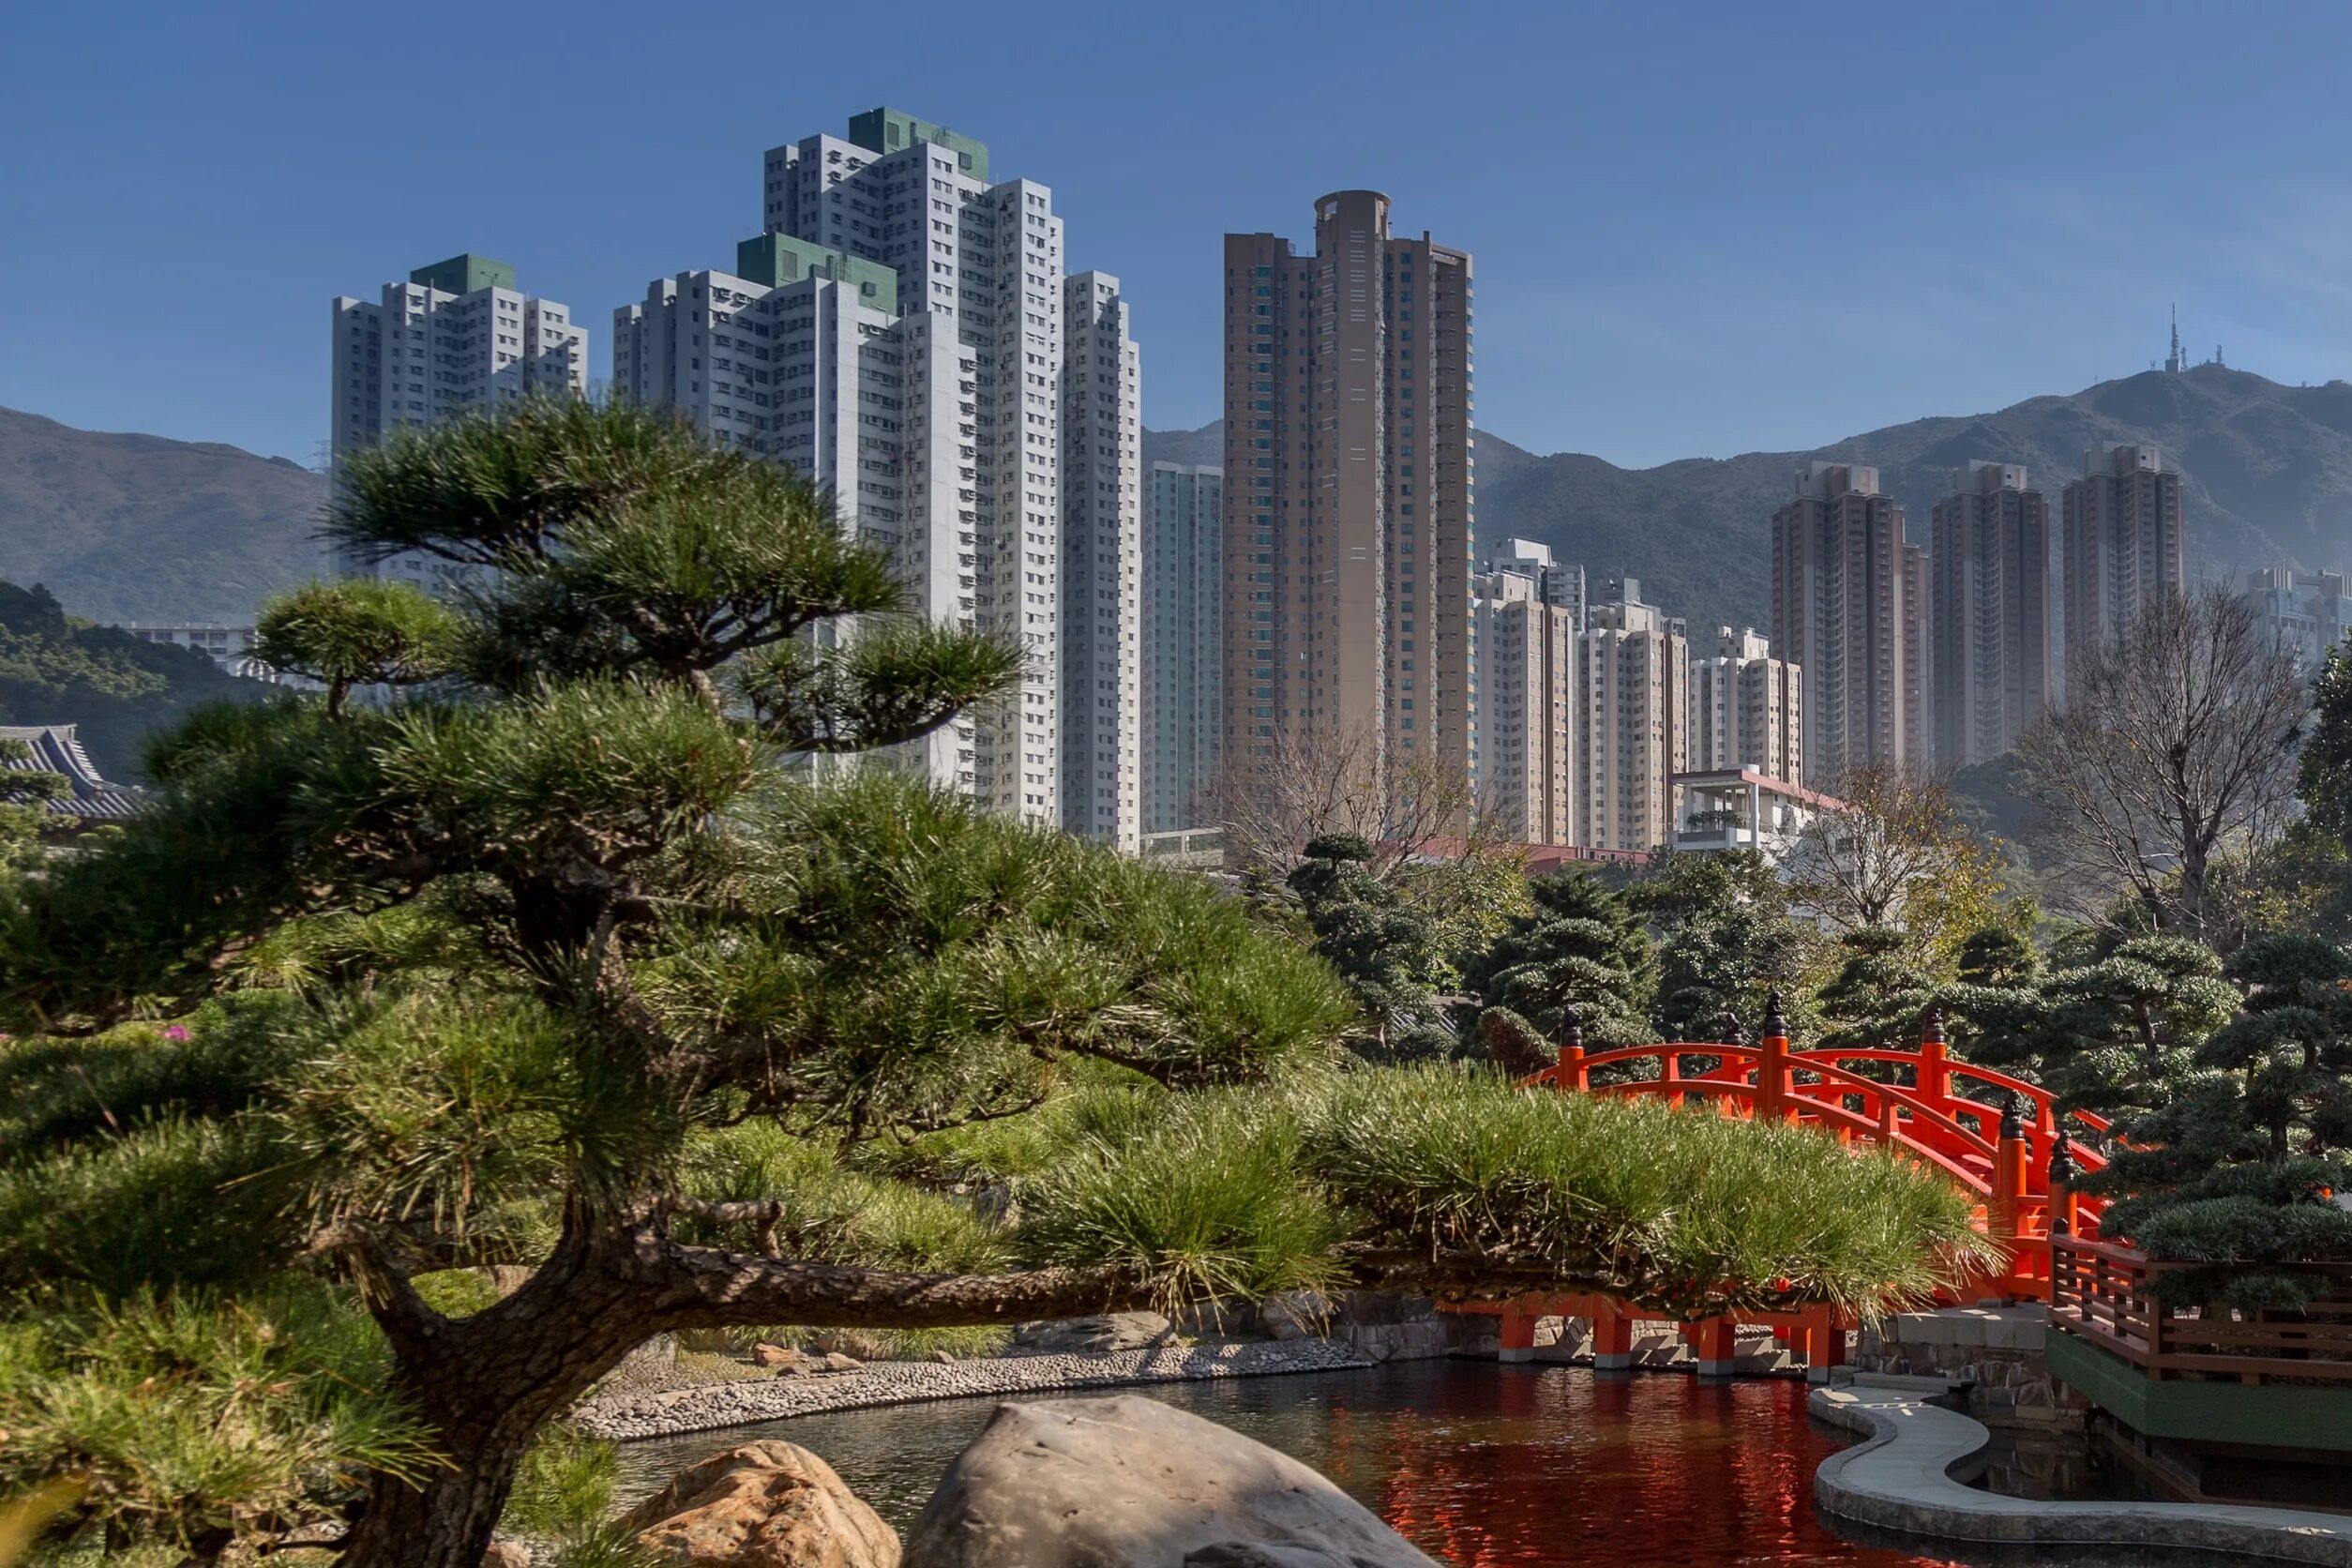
1145 363 2352 636
8 362 2352 637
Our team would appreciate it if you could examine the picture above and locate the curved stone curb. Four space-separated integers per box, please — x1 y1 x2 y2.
1811 1384 2352 1566
578 1337 1374 1443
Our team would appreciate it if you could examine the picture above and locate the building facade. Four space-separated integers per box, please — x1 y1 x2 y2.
2243 566 2352 672
1144 462 1222 834
615 110 1143 839
2060 443 2186 669
1769 462 1924 778
1221 191 1476 809
1059 272 1143 846
1484 536 1585 626
1475 566 1577 845
1687 626 1802 786
1576 581 1687 852
1929 461 2052 766
331 254 588 586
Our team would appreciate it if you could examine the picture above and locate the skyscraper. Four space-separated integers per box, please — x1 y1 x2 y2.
331 254 587 585
1577 580 1687 852
1929 461 2052 765
617 109 1143 837
1144 462 1222 834
1687 626 1802 785
1221 191 1475 810
2061 444 2186 668
1475 565 1577 845
1769 462 1924 778
1059 272 1143 847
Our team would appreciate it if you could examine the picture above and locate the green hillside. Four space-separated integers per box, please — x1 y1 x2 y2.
0 405 325 626
0 580 271 780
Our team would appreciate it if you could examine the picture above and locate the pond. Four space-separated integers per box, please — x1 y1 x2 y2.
615 1360 2039 1566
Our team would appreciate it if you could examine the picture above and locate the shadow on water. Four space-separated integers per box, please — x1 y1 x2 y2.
609 1359 2197 1567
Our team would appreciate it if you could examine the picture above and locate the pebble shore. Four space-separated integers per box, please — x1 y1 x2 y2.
575 1337 1375 1442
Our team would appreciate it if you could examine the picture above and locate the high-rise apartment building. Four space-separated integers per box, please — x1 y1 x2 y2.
1144 463 1223 834
1769 462 1924 778
2243 566 2352 672
1929 461 2052 766
1484 537 1585 626
1059 272 1143 846
1475 566 1577 845
616 110 1142 838
1576 581 1687 852
331 254 587 585
2061 444 2186 668
1221 191 1476 807
1687 626 1802 785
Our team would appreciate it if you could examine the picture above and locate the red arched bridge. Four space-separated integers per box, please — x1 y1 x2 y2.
1452 1000 2109 1378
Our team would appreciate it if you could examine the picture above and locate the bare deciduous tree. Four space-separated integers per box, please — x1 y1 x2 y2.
1784 763 1983 939
1202 718 1499 887
2014 583 2306 945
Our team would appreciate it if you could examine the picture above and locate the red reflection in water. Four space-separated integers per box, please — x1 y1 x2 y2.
1308 1366 1960 1567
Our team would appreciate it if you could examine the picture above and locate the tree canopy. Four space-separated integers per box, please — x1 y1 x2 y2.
0 401 1992 1568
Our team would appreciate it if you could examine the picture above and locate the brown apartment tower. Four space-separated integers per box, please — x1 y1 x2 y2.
1221 192 1475 809
2061 443 2186 671
1930 462 2052 766
1770 462 1926 779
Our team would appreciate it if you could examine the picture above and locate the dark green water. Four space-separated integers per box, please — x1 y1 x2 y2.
615 1361 1993 1566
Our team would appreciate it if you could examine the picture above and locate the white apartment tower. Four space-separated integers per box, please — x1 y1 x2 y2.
1484 537 1586 626
1577 581 1688 852
1059 273 1143 848
331 254 587 584
1475 565 1578 846
616 110 1143 836
1145 463 1222 835
1687 626 1802 785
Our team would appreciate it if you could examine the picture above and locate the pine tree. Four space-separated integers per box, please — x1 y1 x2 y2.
1469 867 1657 1048
1286 834 1454 1060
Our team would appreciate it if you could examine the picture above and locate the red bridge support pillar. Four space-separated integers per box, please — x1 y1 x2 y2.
1691 1316 1737 1378
1591 1304 1634 1371
1499 1296 1539 1364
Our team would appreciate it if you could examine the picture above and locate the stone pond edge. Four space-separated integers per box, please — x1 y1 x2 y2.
1809 1383 2352 1567
576 1337 1380 1442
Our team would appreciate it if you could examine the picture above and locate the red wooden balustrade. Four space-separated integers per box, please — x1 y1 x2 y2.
1523 1008 2113 1303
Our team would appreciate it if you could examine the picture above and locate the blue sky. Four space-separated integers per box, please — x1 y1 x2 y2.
8 0 2352 470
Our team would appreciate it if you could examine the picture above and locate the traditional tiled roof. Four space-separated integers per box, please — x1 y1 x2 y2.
0 724 143 822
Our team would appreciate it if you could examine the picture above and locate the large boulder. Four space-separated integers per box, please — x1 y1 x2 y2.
1009 1311 1176 1354
1257 1291 1333 1341
901 1395 1438 1568
621 1440 899 1567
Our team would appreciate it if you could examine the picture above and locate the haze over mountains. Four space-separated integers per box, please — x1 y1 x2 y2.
1149 364 2352 637
7 361 2352 634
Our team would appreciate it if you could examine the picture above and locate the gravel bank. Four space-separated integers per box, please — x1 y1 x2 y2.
576 1337 1375 1442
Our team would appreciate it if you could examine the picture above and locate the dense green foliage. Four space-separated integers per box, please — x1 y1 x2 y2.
0 401 1994 1566
0 580 267 781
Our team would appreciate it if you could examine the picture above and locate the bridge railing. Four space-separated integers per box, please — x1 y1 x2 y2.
1520 1003 2107 1299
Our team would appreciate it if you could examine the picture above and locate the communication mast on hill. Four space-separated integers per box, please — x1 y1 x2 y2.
2164 305 2187 373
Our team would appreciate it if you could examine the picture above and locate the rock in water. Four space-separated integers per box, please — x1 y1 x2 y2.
901 1395 1438 1568
622 1440 900 1567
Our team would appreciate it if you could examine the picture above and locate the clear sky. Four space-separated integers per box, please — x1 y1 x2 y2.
8 0 2352 470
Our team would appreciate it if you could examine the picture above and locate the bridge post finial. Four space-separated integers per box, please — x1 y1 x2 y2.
1559 1003 1583 1051
1761 990 1787 1040
2047 1126 2075 1184
1922 1006 1946 1047
1998 1090 2022 1143
1719 1009 1745 1048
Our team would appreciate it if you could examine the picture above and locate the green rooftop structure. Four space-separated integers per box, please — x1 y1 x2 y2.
408 254 518 295
733 234 897 314
847 108 988 182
